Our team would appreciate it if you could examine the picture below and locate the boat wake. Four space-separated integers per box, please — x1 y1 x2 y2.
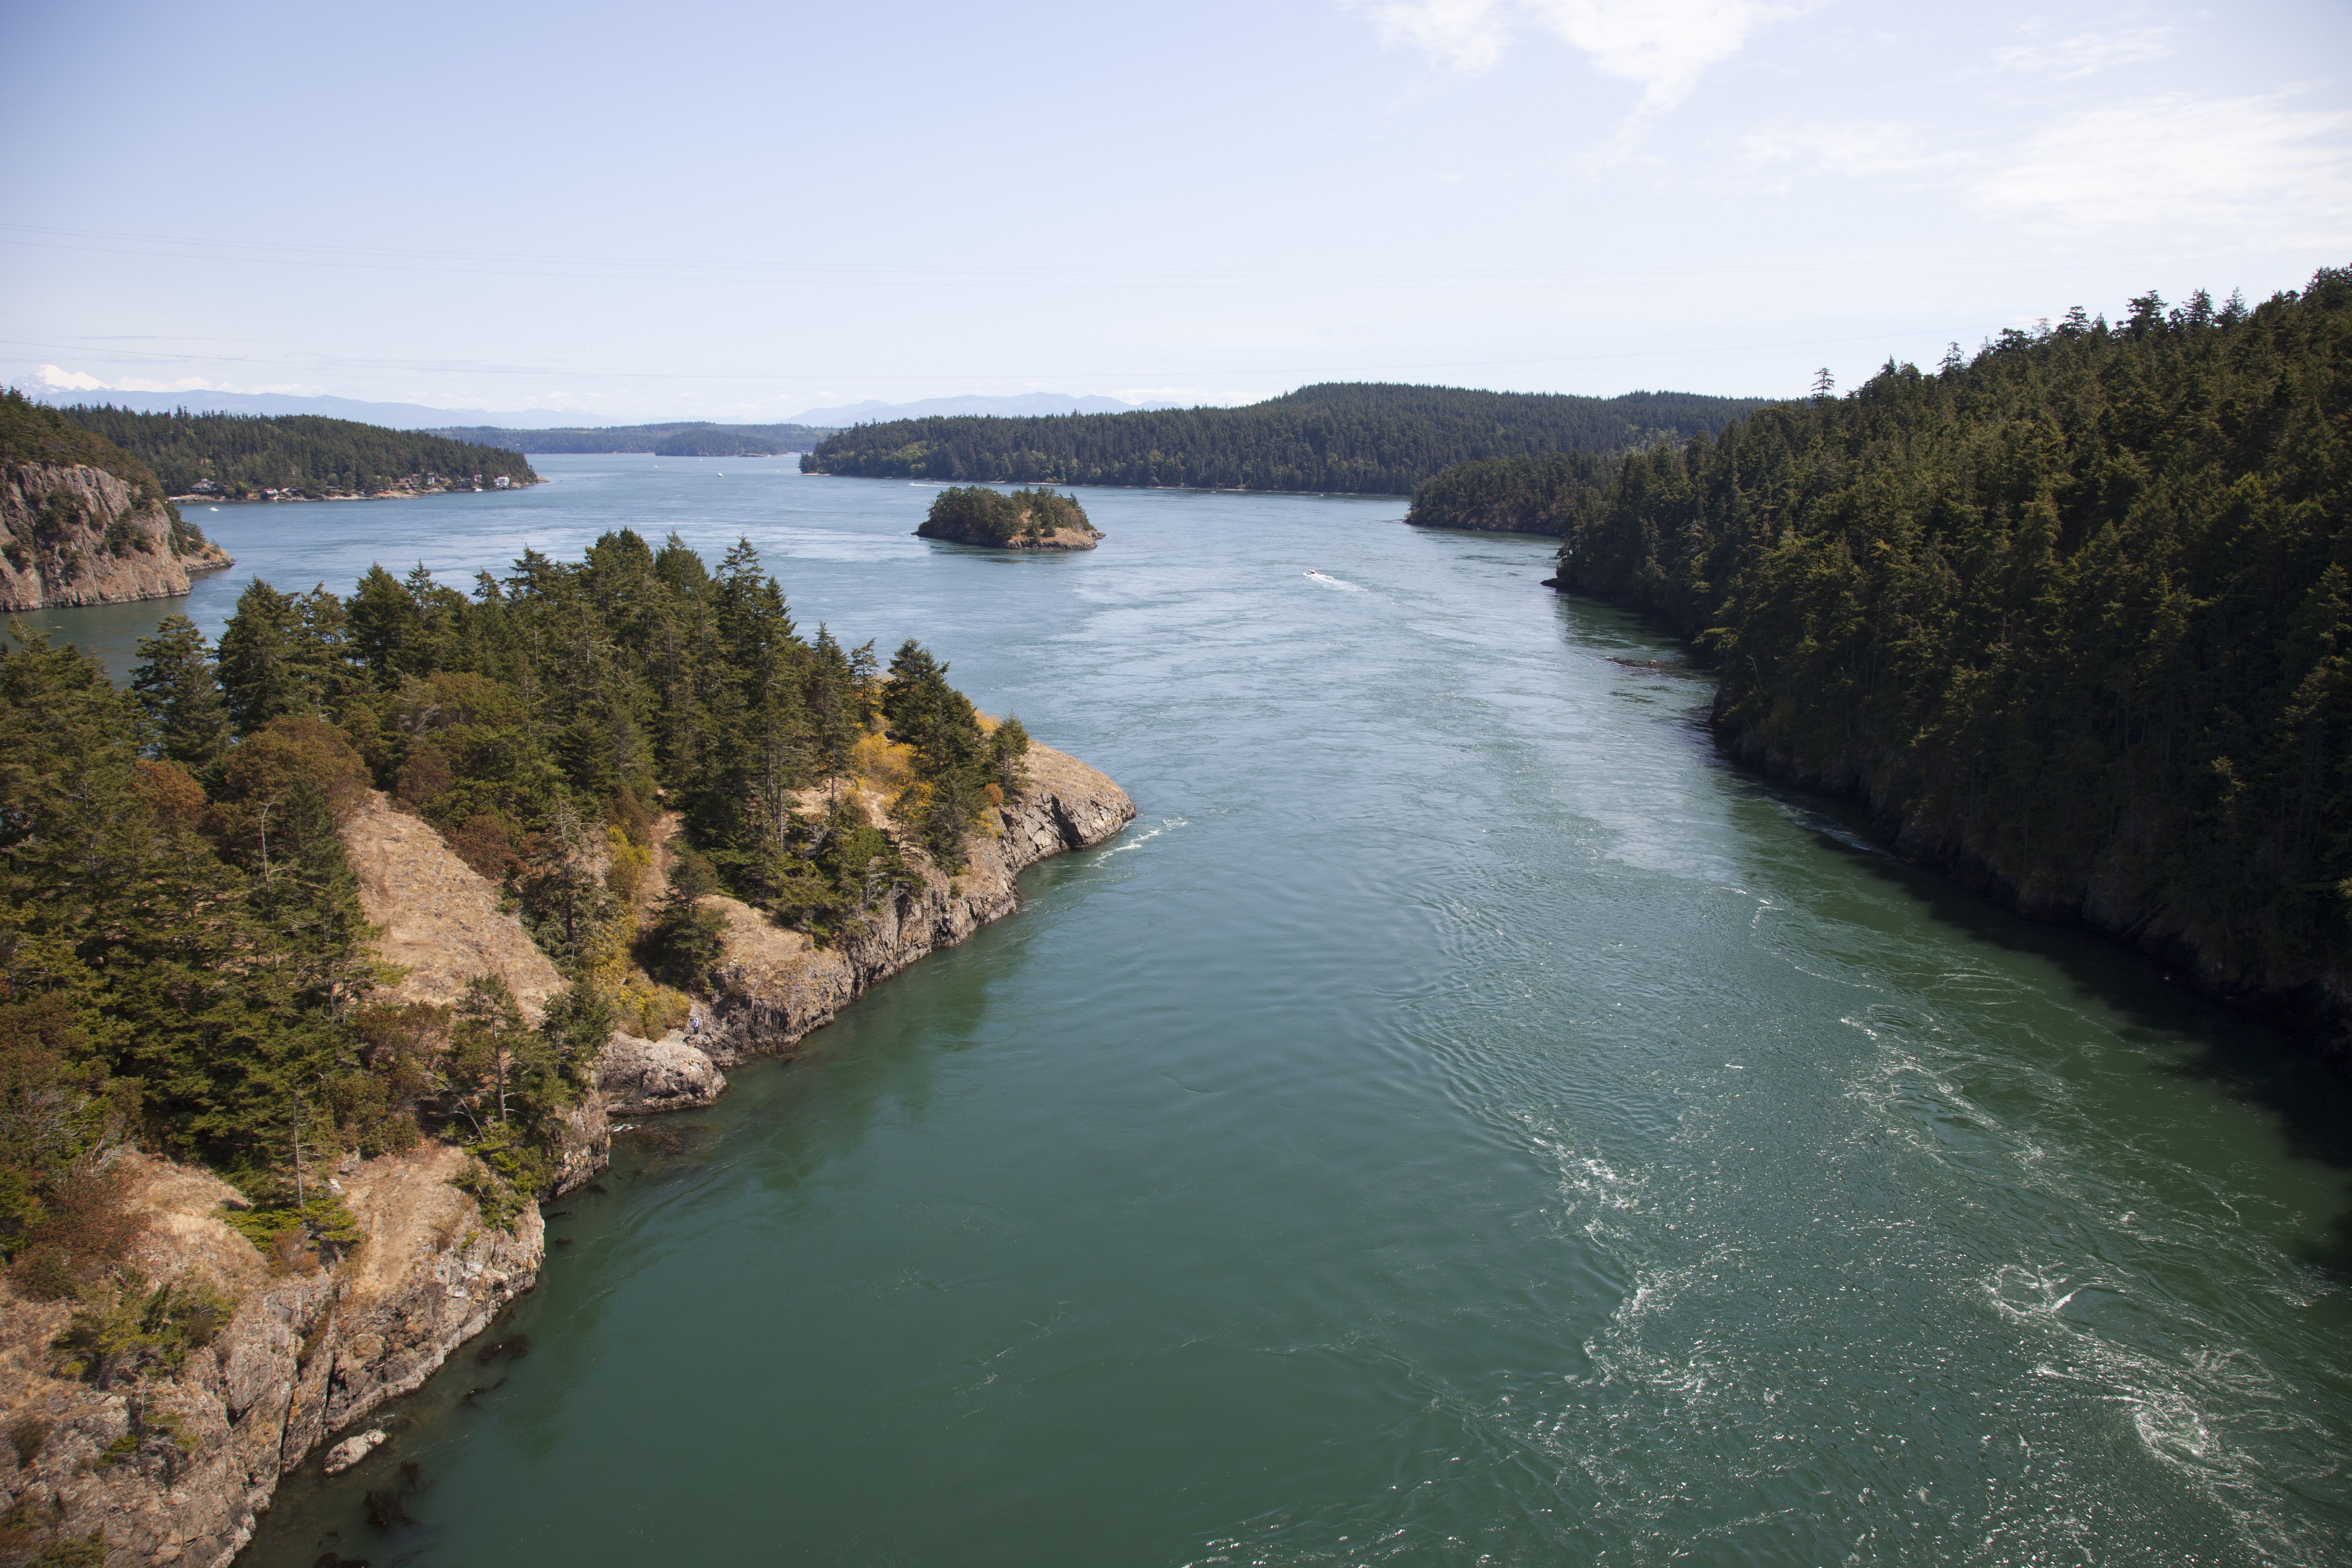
1303 569 1364 592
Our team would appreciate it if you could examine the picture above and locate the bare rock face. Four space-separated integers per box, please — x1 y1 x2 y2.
703 741 1133 1063
0 461 232 611
547 1091 613 1198
343 793 567 1025
596 1031 728 1115
0 1146 541 1568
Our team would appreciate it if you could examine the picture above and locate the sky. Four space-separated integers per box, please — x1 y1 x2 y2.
4 0 2349 421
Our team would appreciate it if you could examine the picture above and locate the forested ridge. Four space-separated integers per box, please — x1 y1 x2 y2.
802 383 1769 495
1 531 1024 1308
1403 450 1624 535
54 405 538 499
436 422 831 456
1537 269 2352 1042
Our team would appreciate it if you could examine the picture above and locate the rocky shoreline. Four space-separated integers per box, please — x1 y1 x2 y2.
1 461 233 612
0 743 1130 1565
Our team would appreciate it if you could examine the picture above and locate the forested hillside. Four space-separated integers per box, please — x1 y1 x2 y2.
437 422 830 456
1542 269 2352 1040
56 405 538 498
0 533 1023 1301
801 383 1768 494
1403 450 1623 535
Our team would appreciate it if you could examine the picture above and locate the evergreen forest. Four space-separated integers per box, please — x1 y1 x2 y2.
801 383 1769 495
53 405 538 499
434 422 832 456
0 533 1025 1300
1403 450 1622 535
1526 269 2352 1037
918 486 1098 545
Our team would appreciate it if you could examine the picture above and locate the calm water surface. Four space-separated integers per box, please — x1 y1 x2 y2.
40 457 2352 1565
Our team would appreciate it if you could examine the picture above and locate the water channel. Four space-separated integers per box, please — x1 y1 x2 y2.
34 456 2350 1565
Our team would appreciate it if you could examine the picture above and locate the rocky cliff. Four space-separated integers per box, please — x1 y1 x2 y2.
0 1147 540 1568
0 462 233 612
701 741 1134 1062
0 742 1127 1565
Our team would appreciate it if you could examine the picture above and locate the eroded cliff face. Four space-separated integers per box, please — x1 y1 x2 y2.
340 794 612 1196
0 1148 540 1568
0 745 1127 1565
702 741 1134 1062
344 794 567 1026
0 462 232 611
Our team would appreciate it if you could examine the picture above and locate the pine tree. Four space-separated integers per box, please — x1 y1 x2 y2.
129 615 228 772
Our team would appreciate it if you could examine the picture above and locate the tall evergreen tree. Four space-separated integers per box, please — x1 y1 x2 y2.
129 615 229 771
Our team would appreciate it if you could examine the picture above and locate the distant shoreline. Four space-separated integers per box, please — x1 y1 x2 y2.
170 477 546 504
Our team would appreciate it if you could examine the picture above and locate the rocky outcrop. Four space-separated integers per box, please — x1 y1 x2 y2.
343 793 615 1196
344 794 566 1025
702 741 1133 1063
0 1146 540 1568
0 461 232 611
0 743 1127 1564
930 521 1101 551
596 1030 728 1115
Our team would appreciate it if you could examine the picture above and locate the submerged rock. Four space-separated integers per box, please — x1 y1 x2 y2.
322 1429 385 1475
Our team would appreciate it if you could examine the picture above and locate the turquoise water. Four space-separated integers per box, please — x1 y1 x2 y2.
39 458 2352 1565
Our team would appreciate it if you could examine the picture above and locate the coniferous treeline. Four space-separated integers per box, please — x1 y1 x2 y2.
433 422 831 456
1 531 1023 1301
802 383 1769 495
1402 450 1624 535
1534 269 2352 1034
54 405 539 499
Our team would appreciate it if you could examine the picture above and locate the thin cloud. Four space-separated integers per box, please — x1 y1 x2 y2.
1990 25 2177 80
1742 121 1967 182
1353 0 1508 73
35 364 320 396
1352 0 1808 111
1975 92 2352 242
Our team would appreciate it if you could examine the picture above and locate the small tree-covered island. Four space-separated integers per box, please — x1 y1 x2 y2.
916 485 1102 550
0 532 1131 1563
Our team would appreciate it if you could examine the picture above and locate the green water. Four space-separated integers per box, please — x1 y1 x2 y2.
41 459 2351 1565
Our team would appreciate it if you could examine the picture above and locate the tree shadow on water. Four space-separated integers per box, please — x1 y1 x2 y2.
1735 773 2352 1284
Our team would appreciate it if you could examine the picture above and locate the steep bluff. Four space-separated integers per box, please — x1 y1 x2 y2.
0 462 232 612
0 740 1128 1565
0 1148 540 1568
700 742 1134 1061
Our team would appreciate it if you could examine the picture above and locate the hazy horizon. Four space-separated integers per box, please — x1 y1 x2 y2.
7 1 2347 422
